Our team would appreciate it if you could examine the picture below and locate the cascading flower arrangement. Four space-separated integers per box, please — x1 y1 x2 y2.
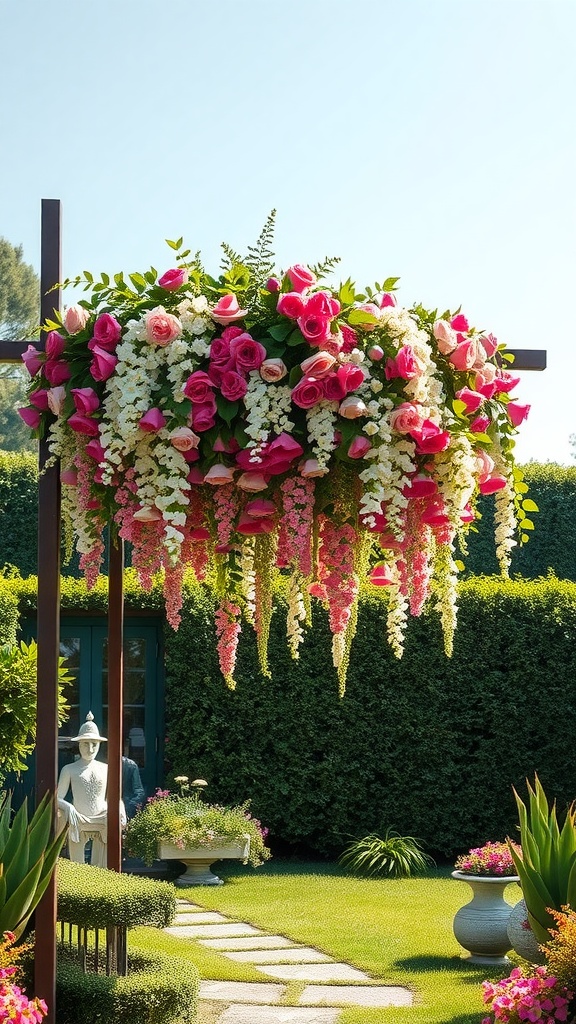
19 214 534 691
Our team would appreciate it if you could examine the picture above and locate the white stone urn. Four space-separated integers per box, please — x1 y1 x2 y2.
159 835 250 886
507 898 546 964
451 870 520 965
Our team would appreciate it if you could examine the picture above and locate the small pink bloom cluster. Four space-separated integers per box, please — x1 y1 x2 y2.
482 966 573 1024
455 840 520 876
0 933 48 1024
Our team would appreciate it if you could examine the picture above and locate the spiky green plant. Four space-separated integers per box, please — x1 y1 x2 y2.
507 775 576 944
0 791 67 938
338 829 435 878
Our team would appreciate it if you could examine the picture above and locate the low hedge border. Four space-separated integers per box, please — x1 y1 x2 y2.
57 860 176 930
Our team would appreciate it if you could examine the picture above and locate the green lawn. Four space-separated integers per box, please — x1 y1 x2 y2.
134 860 522 1024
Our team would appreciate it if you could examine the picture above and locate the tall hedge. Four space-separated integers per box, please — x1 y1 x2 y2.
0 452 38 576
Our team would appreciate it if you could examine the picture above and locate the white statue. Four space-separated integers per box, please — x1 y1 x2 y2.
57 712 126 867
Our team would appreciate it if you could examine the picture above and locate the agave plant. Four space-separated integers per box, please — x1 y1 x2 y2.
338 829 435 878
0 791 67 938
507 775 576 944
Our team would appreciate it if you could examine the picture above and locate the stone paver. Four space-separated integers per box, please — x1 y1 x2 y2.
200 936 296 951
171 911 229 925
300 983 413 1007
224 948 331 964
199 981 285 1004
176 899 200 907
256 963 369 982
217 1006 339 1024
165 922 262 939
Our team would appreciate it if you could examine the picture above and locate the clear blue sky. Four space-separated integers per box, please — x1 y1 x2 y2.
1 0 574 464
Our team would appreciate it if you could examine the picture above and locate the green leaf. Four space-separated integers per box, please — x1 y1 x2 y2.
268 322 294 343
338 278 357 305
215 395 239 426
382 277 400 291
165 237 183 251
348 309 379 327
286 329 305 347
129 273 147 292
452 399 467 419
522 498 539 513
501 351 515 363
519 519 535 530
289 366 303 388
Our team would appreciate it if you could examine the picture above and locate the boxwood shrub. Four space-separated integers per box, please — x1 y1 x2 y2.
57 860 176 930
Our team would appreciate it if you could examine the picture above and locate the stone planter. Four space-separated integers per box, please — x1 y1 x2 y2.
507 898 546 964
159 836 250 886
451 870 520 965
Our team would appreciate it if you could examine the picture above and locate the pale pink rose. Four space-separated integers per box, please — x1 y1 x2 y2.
21 345 43 377
93 313 122 349
236 471 268 492
355 303 381 331
18 406 41 429
220 370 248 402
455 387 484 414
158 267 189 291
245 498 276 517
348 436 372 459
339 396 368 419
300 351 336 378
45 331 66 360
211 294 248 325
433 320 458 354
449 338 478 371
170 427 200 451
133 506 163 522
475 363 497 388
145 308 182 345
64 304 90 334
29 389 50 410
507 402 530 427
260 358 287 382
204 464 236 485
451 313 469 333
319 337 343 358
476 450 495 481
385 345 419 381
286 264 317 293
304 291 340 318
44 359 71 385
277 292 305 319
297 313 332 345
139 408 167 432
389 403 424 434
229 333 267 371
291 376 325 409
368 345 384 361
72 387 100 415
300 458 329 478
89 347 117 382
47 386 66 416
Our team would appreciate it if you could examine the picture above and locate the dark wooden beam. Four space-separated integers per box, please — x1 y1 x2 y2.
107 535 124 873
0 340 29 361
506 349 546 371
34 198 62 1024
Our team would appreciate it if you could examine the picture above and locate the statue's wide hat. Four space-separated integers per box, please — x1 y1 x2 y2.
70 711 107 742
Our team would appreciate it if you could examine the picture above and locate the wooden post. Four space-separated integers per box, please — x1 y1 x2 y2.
107 534 124 873
34 198 62 1024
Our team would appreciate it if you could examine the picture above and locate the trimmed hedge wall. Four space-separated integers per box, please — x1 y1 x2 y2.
57 860 176 930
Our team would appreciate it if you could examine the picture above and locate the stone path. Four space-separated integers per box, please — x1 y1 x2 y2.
166 898 413 1022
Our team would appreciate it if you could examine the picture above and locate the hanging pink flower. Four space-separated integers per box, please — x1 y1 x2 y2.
300 458 328 478
68 412 101 436
29 388 50 410
450 313 469 333
236 472 269 492
369 564 394 586
402 475 438 498
21 344 43 376
494 370 521 394
204 464 236 485
507 401 530 427
380 293 396 308
245 498 276 517
411 420 450 454
45 330 66 359
455 387 484 413
368 344 384 361
469 414 491 433
433 320 458 354
18 406 41 429
479 475 508 494
191 398 217 432
449 338 478 371
85 438 106 461
236 512 275 535
47 386 66 415
266 277 281 292
347 436 372 459
133 506 163 522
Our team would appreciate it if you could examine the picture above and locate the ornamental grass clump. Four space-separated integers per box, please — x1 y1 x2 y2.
338 829 434 878
124 779 270 869
454 840 520 876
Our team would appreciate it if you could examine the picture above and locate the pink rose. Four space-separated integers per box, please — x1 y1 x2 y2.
47 386 66 416
449 339 478 372
229 333 267 371
479 333 498 358
348 436 372 459
469 414 491 433
60 468 78 486
402 474 438 498
265 433 304 473
291 376 325 409
451 314 469 333
421 500 450 527
300 458 328 478
21 345 43 377
300 351 336 378
321 373 345 402
182 447 200 463
455 387 484 414
145 308 182 345
297 313 332 345
191 398 217 432
475 363 497 387
210 336 232 365
411 420 451 454
237 472 269 492
64 304 90 334
304 291 340 318
389 403 423 434
170 427 200 451
204 464 236 486
245 498 276 517
260 358 288 382
236 512 275 535
339 396 368 419
460 505 475 523
139 408 167 432
266 277 281 293
433 320 458 354
336 362 365 393
158 267 189 291
339 324 357 353
18 406 41 429
85 438 105 462
507 402 530 427
368 345 384 361
286 264 317 293
220 370 248 402
183 370 214 404
380 293 397 308
187 466 204 485
479 475 507 494
133 506 163 523
277 292 305 319
44 359 71 385
211 294 248 325
67 412 100 436
494 370 521 394
89 346 117 382
45 331 66 360
369 564 394 586
385 345 419 380
72 388 100 415
29 389 50 410
93 313 122 349
213 435 239 454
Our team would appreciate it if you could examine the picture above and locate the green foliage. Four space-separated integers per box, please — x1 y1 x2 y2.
544 906 576 990
57 859 176 930
0 639 71 784
55 945 198 1024
507 775 576 944
0 585 18 646
0 238 39 339
338 830 435 878
0 452 39 576
0 791 67 938
0 370 35 453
